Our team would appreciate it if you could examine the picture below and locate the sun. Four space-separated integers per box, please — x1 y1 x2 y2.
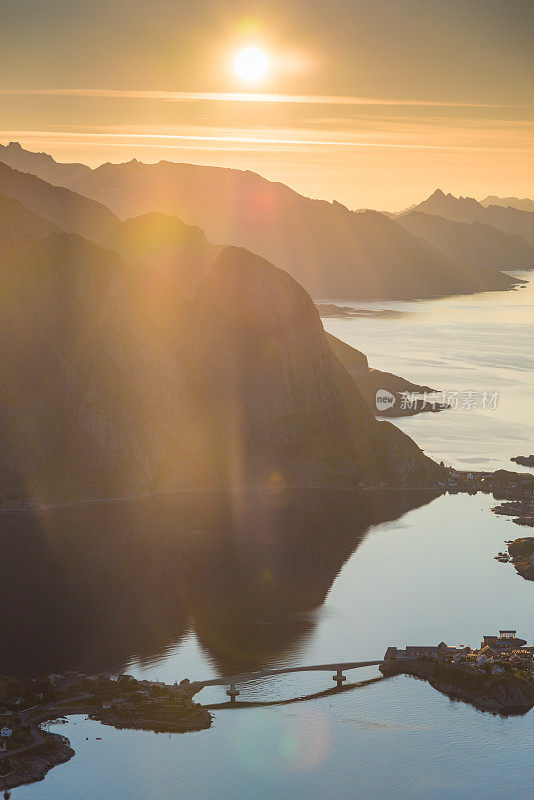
234 46 270 82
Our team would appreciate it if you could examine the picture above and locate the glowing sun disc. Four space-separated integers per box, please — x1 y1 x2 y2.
234 46 270 82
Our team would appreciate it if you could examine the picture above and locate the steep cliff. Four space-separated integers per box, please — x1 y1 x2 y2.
104 212 220 297
0 162 118 242
185 246 443 487
0 224 443 505
0 231 201 503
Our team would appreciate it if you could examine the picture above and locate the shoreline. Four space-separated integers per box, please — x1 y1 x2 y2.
0 483 445 516
508 538 534 581
381 659 534 716
2 465 530 517
0 730 74 792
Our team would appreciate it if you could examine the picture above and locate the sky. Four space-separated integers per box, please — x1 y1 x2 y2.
1 0 533 209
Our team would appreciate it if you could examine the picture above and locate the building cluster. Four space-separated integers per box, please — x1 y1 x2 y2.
444 469 534 500
385 631 534 675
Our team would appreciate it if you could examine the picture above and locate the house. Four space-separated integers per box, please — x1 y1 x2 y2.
0 727 12 738
383 642 470 661
481 631 527 652
479 644 500 659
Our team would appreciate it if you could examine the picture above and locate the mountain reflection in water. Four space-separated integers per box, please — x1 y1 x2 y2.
0 488 440 678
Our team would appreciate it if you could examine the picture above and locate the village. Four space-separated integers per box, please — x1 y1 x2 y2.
382 630 534 714
384 630 534 672
0 672 210 791
1 628 534 790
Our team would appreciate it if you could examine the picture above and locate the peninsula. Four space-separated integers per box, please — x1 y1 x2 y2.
380 631 534 715
0 673 210 791
511 455 534 468
507 538 534 581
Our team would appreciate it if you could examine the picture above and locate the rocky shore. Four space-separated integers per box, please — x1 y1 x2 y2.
89 705 212 734
0 671 214 790
492 501 534 527
511 455 534 468
380 659 534 716
507 538 534 581
0 731 74 791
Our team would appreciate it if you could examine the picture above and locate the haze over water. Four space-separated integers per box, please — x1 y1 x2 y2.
5 277 534 799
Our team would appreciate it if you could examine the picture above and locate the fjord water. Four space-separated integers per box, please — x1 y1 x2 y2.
323 271 534 473
7 276 534 799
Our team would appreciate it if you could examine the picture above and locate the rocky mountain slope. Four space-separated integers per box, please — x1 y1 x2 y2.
67 159 518 299
397 210 534 270
0 141 91 186
481 196 534 214
0 213 443 505
184 246 443 487
406 190 534 246
0 162 118 242
326 332 438 416
0 230 205 504
0 145 517 301
104 212 220 296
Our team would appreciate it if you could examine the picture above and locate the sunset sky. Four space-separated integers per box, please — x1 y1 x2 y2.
1 0 533 209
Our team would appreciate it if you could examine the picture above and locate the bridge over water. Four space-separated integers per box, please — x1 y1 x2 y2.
187 660 383 702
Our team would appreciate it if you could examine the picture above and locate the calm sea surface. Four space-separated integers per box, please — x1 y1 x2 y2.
7 275 534 799
323 272 534 474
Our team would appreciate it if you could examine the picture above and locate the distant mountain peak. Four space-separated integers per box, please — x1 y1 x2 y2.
0 141 91 187
408 186 534 245
429 188 447 199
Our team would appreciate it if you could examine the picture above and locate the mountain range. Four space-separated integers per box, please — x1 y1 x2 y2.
397 210 534 271
2 142 532 504
481 196 534 214
404 189 534 246
0 193 443 505
0 185 438 416
0 161 118 242
0 141 91 186
0 144 521 300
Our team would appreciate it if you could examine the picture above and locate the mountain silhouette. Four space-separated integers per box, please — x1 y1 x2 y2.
0 145 518 301
397 210 534 270
0 161 118 241
0 197 443 506
68 161 518 299
104 211 220 296
0 141 91 186
407 189 534 246
481 196 534 213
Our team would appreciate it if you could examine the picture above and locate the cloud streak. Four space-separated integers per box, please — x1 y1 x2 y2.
3 128 532 154
0 88 519 109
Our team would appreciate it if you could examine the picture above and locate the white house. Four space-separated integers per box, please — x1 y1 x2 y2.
1 727 13 738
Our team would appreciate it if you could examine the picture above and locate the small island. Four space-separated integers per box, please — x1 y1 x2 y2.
511 455 534 468
380 631 534 715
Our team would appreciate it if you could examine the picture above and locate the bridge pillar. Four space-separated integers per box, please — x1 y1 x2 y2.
226 683 240 704
333 668 347 688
